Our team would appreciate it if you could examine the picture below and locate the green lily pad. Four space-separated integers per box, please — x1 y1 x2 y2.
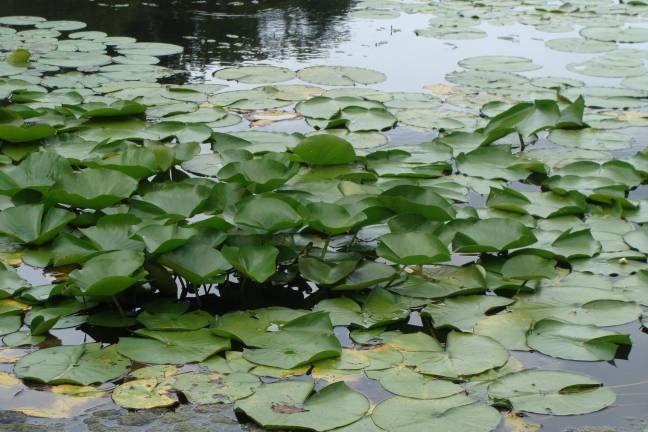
456 146 543 181
453 218 537 253
0 204 74 245
0 123 56 143
0 16 46 25
545 37 616 53
235 196 302 232
137 302 211 331
79 100 146 118
336 106 397 132
235 380 369 431
69 250 146 296
3 331 46 347
117 42 183 56
214 65 295 84
567 55 646 78
314 288 410 328
513 282 641 324
371 394 501 432
299 256 359 285
112 378 178 409
39 51 112 68
293 134 356 166
459 56 541 72
423 295 514 332
15 343 130 385
527 319 631 361
0 151 72 195
297 66 385 86
171 371 260 404
242 312 341 369
0 315 21 336
377 367 464 399
117 328 230 364
377 232 449 265
305 202 367 236
580 26 648 43
488 369 616 415
502 255 557 281
159 243 231 285
332 261 397 291
388 265 487 299
136 224 196 255
48 168 138 209
407 332 509 378
222 244 279 283
218 158 298 193
135 182 210 218
624 226 648 253
211 307 309 346
379 185 456 221
35 20 87 31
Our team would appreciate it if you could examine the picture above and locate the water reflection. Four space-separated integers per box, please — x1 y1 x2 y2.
3 0 353 68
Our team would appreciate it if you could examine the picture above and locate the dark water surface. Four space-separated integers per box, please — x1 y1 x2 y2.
1 1 648 431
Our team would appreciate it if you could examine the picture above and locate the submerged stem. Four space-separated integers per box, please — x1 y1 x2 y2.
194 284 202 307
112 295 125 317
321 237 330 259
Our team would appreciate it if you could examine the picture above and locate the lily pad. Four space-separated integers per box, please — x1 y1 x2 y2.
171 371 260 404
137 302 211 331
488 369 616 415
423 295 514 332
453 219 536 253
242 312 341 369
69 250 146 296
293 134 356 166
459 56 541 73
214 65 295 84
580 26 648 43
377 232 449 265
313 288 410 329
15 343 129 385
0 204 74 245
112 378 177 409
117 328 230 364
377 367 464 399
297 66 386 86
371 394 501 432
48 168 138 209
527 319 631 361
235 380 369 431
407 332 509 378
222 244 279 283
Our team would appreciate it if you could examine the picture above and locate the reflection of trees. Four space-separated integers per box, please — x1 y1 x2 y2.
3 0 353 66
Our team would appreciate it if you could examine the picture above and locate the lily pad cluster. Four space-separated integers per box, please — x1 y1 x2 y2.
0 12 646 432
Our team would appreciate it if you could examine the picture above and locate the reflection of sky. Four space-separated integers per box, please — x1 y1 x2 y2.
201 14 638 91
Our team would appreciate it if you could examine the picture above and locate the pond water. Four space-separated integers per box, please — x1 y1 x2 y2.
1 0 648 431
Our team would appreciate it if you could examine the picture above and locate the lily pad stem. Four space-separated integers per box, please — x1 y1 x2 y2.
112 295 125 317
347 232 358 250
321 237 330 259
384 266 404 289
